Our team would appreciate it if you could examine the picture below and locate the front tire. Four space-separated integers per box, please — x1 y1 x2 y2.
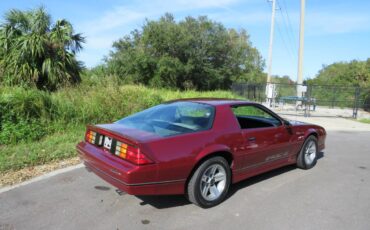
187 156 231 208
297 135 318 169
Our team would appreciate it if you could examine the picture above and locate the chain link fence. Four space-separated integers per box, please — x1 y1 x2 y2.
231 83 370 119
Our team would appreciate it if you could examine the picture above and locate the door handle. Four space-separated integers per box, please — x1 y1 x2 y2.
248 137 256 141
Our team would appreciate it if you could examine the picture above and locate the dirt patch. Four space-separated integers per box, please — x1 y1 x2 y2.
0 157 81 187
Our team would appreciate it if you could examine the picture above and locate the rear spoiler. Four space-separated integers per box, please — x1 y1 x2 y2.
87 124 140 146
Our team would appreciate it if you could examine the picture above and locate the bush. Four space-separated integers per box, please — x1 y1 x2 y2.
0 84 240 145
0 87 53 144
0 87 54 120
0 118 46 144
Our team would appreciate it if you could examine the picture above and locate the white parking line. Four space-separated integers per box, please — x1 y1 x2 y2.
0 164 84 194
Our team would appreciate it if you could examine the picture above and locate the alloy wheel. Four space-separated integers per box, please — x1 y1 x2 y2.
304 140 317 165
199 164 227 201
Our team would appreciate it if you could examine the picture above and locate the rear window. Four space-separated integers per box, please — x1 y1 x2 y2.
116 102 215 137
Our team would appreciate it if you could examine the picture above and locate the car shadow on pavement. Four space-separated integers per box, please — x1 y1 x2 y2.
226 165 297 200
135 195 191 209
226 151 325 200
317 151 325 160
135 152 325 209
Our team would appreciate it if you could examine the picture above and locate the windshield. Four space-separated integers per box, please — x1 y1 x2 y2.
115 101 215 137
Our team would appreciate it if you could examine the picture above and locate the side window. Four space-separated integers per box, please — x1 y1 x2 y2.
232 105 281 129
176 103 214 128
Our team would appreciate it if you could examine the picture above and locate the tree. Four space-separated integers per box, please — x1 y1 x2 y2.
308 59 370 88
106 13 265 90
0 7 84 90
307 59 370 110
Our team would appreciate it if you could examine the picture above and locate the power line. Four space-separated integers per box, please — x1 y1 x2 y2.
279 0 299 54
275 17 296 67
265 0 296 75
276 0 296 55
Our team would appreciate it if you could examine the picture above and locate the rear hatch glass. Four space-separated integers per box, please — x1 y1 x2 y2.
115 102 215 137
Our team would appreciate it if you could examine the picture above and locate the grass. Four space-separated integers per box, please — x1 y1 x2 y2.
358 118 370 124
0 84 241 173
0 125 84 172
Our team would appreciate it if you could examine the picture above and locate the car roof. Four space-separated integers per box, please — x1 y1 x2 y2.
166 98 255 106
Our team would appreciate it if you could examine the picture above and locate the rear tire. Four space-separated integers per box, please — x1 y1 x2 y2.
187 156 231 208
297 135 318 169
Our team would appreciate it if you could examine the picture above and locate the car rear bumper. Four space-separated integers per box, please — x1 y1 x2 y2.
77 142 185 195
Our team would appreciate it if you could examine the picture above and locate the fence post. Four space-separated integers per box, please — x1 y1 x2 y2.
258 85 261 103
353 87 360 119
253 85 256 100
306 85 311 117
331 87 336 108
311 85 316 111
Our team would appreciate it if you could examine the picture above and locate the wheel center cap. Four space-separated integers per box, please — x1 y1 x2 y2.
210 178 215 186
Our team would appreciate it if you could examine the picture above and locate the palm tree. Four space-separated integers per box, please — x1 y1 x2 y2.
0 7 85 90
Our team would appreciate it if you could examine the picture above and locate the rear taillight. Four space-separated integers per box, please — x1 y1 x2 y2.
85 130 103 145
115 141 153 165
115 141 128 158
85 130 96 144
85 128 153 165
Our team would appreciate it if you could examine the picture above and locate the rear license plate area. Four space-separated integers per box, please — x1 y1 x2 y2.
103 136 116 154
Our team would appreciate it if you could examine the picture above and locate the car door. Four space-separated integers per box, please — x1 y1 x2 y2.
231 105 292 171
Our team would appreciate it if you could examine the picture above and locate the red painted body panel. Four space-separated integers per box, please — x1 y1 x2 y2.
77 99 326 195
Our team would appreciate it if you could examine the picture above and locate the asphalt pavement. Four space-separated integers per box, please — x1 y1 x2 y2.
1 130 370 230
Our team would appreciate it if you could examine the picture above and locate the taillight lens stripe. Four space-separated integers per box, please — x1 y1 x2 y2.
86 131 96 144
85 130 104 146
115 141 128 159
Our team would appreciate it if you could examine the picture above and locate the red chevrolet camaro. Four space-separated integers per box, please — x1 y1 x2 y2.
77 98 326 208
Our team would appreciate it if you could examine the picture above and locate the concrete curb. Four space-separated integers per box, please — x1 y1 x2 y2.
0 163 84 194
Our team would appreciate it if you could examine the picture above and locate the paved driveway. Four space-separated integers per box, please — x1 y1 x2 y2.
1 130 370 230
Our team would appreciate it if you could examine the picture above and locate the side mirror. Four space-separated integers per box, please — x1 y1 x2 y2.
283 120 293 134
283 120 291 126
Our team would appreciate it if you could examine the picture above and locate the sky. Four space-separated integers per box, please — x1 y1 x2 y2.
1 0 369 80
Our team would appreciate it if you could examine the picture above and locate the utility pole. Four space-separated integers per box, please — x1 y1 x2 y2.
297 0 305 97
266 0 276 84
266 0 276 107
